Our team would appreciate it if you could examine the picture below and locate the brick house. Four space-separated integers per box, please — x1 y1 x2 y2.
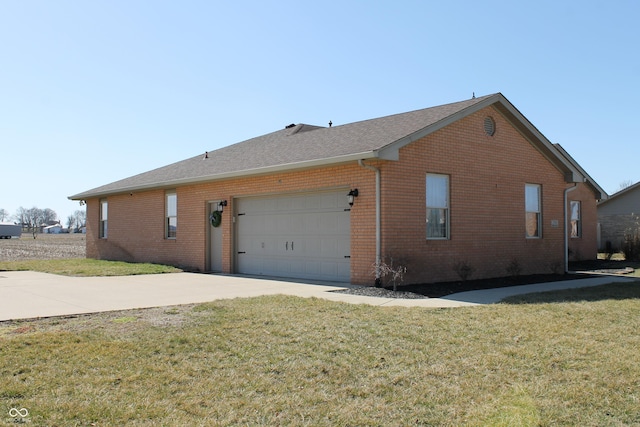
69 93 605 286
598 181 640 252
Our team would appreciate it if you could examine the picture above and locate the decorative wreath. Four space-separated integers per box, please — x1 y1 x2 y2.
210 211 222 228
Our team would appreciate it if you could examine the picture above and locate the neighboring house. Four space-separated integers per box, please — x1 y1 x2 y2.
43 223 63 234
69 93 606 285
597 182 640 252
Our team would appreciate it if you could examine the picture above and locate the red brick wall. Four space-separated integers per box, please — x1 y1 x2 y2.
84 105 599 285
378 107 569 283
567 182 598 261
85 163 378 284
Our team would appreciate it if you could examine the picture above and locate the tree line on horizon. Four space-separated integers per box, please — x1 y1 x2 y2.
0 206 86 237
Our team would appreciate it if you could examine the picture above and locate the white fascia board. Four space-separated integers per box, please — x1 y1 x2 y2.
554 143 608 200
377 94 503 160
376 93 584 186
492 98 583 184
68 151 381 200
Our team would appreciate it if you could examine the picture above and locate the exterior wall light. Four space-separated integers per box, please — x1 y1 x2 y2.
217 200 228 212
347 189 359 206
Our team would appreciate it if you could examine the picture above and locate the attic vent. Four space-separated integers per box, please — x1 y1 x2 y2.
285 123 296 129
484 117 495 136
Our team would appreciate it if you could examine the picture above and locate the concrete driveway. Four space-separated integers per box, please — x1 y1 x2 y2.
0 271 635 321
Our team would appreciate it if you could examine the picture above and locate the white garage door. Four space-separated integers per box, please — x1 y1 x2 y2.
235 190 351 282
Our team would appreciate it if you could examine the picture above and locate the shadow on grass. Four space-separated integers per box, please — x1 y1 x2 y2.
501 281 640 305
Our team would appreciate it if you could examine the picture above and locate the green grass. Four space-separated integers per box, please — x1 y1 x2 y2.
2 283 640 426
502 281 640 304
0 258 182 276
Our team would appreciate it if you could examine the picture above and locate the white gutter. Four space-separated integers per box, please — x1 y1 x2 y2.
564 184 578 273
69 151 381 201
358 159 382 286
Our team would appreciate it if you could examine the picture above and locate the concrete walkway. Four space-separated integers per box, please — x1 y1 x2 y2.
0 271 636 321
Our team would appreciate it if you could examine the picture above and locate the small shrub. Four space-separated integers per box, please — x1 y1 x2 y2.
452 260 475 281
622 214 640 261
622 233 640 261
506 258 522 277
602 241 615 261
373 257 407 291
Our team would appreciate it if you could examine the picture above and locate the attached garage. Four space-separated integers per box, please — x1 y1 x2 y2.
235 190 351 282
71 93 606 285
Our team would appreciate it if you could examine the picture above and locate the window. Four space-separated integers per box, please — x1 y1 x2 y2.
426 174 449 239
570 201 581 238
166 192 177 239
525 184 541 238
99 199 108 239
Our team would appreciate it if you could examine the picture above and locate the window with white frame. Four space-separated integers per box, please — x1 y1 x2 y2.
166 191 177 239
570 201 581 238
525 184 541 238
99 199 108 239
426 173 449 239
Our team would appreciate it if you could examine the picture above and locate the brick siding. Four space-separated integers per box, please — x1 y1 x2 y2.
85 105 599 285
599 214 639 252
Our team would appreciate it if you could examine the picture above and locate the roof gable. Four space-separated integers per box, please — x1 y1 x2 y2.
599 181 640 208
69 93 598 200
554 144 607 200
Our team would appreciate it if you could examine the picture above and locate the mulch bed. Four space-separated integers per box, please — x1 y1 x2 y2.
336 259 639 299
394 273 593 298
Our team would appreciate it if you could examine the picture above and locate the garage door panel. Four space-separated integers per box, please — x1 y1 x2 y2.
319 238 337 256
287 214 304 234
320 191 340 209
336 216 350 234
236 191 351 282
321 261 339 277
337 236 350 253
304 239 321 256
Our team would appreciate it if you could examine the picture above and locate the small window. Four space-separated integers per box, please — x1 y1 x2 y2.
166 192 177 239
525 184 541 238
426 174 449 239
99 199 108 239
570 201 581 238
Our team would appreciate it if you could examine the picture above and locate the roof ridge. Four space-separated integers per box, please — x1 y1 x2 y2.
329 93 498 129
287 123 325 135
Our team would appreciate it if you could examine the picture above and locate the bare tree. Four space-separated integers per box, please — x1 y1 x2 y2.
66 215 75 230
14 207 28 229
0 208 8 222
74 209 86 232
26 207 44 238
16 207 58 238
618 180 635 192
42 208 57 225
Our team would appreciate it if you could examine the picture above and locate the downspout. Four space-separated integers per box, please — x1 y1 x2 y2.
564 184 578 273
358 159 382 287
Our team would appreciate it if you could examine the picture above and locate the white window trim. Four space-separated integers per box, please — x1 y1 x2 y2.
99 199 108 239
426 173 450 240
525 183 541 239
166 191 177 239
570 200 581 238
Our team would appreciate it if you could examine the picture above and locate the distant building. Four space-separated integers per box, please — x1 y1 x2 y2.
43 223 63 234
598 182 640 251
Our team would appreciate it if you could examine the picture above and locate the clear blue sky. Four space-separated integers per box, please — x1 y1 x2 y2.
1 1 638 223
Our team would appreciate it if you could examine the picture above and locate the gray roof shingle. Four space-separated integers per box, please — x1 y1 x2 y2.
71 93 602 200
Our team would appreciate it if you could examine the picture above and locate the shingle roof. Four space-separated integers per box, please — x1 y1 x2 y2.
69 93 596 200
598 181 638 206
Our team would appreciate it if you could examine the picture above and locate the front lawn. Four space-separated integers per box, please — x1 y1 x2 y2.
0 258 182 276
2 282 640 426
